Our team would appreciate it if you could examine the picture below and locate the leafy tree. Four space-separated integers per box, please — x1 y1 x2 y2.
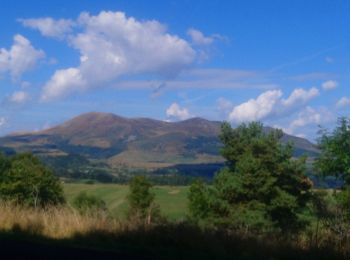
72 191 107 215
189 122 312 233
0 153 65 207
127 176 161 224
315 117 350 185
188 179 210 220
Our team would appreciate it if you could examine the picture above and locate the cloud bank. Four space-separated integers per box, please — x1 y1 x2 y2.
23 11 201 100
228 87 319 123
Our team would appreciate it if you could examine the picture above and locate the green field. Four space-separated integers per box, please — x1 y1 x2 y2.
63 183 189 220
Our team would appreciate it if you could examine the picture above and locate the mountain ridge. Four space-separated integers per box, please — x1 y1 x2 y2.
0 112 319 172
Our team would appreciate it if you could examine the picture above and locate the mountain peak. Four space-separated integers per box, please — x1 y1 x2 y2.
0 112 319 170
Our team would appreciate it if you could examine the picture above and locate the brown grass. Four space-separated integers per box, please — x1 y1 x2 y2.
0 203 121 239
0 203 348 259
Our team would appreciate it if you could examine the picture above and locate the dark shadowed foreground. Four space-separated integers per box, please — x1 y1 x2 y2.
0 222 347 260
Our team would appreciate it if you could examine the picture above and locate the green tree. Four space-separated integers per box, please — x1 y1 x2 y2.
127 176 161 224
189 122 312 233
315 117 350 185
72 191 107 215
0 153 65 207
188 179 210 220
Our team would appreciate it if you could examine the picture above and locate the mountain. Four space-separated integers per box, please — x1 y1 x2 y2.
0 112 319 174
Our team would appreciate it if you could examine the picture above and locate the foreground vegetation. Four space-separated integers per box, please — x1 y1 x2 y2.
0 203 347 259
1 117 350 258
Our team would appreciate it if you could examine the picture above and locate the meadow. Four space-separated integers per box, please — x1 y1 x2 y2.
63 183 189 220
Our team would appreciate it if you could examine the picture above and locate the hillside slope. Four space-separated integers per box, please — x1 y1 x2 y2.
0 112 319 172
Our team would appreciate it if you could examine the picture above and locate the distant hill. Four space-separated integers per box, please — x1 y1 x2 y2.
0 112 319 177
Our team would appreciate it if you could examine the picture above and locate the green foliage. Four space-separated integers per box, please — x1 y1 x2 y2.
315 117 350 185
128 176 154 215
188 179 210 220
0 153 65 207
72 191 107 214
189 122 312 233
334 187 350 220
127 176 162 223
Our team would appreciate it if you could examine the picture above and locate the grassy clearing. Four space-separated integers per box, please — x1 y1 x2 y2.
63 183 189 220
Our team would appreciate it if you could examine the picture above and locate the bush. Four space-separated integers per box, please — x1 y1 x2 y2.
72 192 107 215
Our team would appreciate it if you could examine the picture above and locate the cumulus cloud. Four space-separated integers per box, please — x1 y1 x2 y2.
41 68 86 100
322 80 338 90
0 34 45 80
35 11 196 100
274 106 333 137
9 91 30 103
19 18 74 39
187 28 214 46
229 90 283 123
336 97 350 108
166 102 192 120
228 87 319 123
287 106 333 133
281 87 319 107
289 107 322 129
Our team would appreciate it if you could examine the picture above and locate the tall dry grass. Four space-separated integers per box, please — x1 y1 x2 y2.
0 203 348 259
0 202 122 239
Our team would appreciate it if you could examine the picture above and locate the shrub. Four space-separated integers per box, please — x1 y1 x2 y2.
72 192 107 215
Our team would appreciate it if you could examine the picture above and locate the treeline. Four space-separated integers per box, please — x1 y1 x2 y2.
40 153 211 185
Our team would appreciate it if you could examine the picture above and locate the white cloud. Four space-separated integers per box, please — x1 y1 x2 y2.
166 102 192 120
278 106 333 137
9 91 30 103
187 28 214 46
281 87 319 107
228 87 319 123
41 68 86 100
39 11 196 100
336 97 350 108
19 18 74 39
0 34 45 80
322 80 338 90
229 90 282 123
289 107 322 129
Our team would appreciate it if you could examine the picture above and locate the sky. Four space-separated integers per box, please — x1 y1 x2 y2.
0 0 350 140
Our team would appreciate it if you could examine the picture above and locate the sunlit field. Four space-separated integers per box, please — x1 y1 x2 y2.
64 183 189 220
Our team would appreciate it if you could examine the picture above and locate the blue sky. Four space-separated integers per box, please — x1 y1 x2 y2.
0 0 350 140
